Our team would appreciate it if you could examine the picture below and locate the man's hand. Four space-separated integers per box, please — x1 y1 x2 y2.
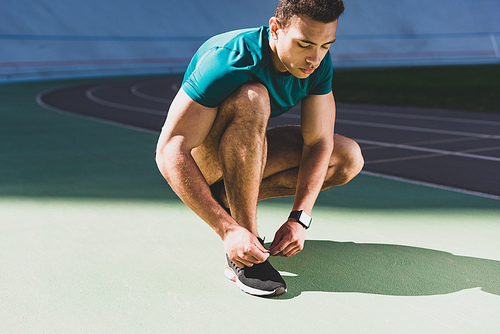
223 226 269 268
268 219 306 257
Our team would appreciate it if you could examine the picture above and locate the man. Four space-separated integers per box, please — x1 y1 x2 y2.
155 0 364 297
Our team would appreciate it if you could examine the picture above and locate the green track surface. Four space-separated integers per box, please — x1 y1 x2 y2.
1 78 499 333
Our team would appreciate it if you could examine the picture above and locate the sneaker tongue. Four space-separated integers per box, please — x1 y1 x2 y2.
257 237 265 247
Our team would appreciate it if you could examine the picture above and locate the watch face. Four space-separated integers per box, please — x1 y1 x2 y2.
298 211 312 227
289 210 312 229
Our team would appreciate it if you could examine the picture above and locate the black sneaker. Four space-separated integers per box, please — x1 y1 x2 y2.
224 239 287 297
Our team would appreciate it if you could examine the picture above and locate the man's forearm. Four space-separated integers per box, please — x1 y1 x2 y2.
267 141 331 257
155 149 235 239
292 141 333 213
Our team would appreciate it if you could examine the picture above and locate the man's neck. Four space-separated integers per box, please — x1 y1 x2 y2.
268 36 288 74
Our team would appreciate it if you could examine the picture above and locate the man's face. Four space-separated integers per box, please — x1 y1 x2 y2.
270 15 337 79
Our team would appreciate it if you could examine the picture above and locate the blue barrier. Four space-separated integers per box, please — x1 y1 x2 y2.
1 0 499 83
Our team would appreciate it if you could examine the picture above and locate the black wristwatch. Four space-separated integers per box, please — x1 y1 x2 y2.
288 210 312 229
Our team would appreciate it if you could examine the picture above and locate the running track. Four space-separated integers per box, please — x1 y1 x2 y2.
38 75 500 199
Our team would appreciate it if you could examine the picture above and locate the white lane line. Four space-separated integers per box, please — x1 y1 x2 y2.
170 82 181 92
338 119 500 139
361 137 485 151
361 171 500 201
356 138 500 162
86 85 166 115
130 81 172 104
490 33 500 59
36 93 159 134
339 107 500 126
281 113 500 139
365 152 448 164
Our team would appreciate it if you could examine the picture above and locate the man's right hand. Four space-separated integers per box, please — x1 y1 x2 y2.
223 226 269 268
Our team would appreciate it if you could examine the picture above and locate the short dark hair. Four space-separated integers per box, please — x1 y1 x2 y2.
274 0 345 29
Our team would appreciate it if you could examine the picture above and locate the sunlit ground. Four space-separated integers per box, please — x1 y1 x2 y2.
1 74 499 333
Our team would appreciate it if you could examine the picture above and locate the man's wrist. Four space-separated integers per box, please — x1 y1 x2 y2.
288 210 312 229
286 218 306 230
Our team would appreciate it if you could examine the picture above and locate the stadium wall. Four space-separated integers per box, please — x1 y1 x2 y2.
1 0 499 83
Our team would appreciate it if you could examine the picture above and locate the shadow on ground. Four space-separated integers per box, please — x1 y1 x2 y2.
267 240 500 299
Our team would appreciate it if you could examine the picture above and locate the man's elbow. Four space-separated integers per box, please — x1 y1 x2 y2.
154 143 176 181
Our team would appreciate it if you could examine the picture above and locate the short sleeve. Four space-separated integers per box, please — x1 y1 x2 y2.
181 47 252 108
308 51 333 95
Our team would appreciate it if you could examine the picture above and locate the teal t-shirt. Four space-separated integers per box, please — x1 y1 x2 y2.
181 26 333 118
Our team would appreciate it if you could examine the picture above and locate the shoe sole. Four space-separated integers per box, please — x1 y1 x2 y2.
224 263 287 297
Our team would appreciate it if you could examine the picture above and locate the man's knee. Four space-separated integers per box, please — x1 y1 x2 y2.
345 140 364 178
233 82 269 104
326 137 364 186
220 82 271 123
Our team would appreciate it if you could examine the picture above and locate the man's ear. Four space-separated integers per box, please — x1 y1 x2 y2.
269 17 280 40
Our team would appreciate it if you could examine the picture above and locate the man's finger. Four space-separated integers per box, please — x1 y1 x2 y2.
232 258 246 268
274 239 302 257
283 245 301 257
280 245 292 256
251 253 269 264
269 239 288 256
254 239 270 254
268 232 284 253
269 231 281 245
234 256 256 268
250 244 270 263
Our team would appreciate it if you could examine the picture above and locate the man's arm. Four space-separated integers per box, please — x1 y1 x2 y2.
155 88 269 267
269 92 335 257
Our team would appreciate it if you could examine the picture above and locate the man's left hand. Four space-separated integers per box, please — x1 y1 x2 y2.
268 219 306 257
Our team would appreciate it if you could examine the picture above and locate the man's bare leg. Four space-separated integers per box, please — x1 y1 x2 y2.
259 125 364 200
190 83 288 297
192 83 363 234
217 125 364 203
191 82 271 236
